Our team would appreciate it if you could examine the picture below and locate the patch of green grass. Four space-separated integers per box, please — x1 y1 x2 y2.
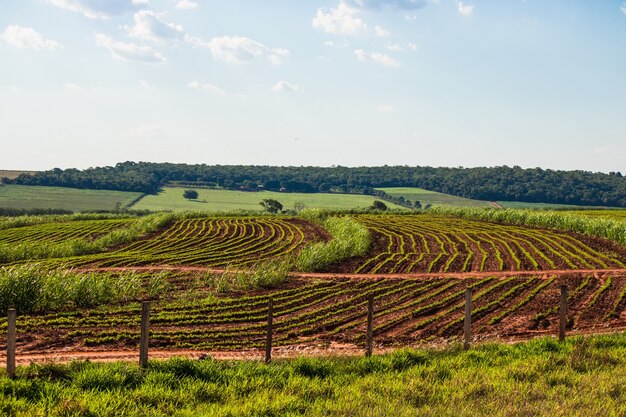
0 185 143 212
2 334 625 416
133 187 406 212
561 209 626 219
377 187 492 208
497 201 617 210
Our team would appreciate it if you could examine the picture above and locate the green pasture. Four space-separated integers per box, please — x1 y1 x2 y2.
1 334 625 416
377 187 492 208
0 185 143 212
133 187 406 212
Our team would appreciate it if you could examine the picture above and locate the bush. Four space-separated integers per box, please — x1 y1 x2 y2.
183 190 199 200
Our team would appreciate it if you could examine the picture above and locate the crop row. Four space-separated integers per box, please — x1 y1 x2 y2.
5 273 626 352
58 217 322 268
348 215 625 274
0 219 134 245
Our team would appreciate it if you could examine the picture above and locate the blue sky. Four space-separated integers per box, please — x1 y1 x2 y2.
1 0 625 172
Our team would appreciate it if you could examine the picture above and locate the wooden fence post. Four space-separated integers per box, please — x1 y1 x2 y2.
366 294 374 357
464 288 472 350
7 309 16 378
265 299 273 364
559 285 567 342
140 301 151 368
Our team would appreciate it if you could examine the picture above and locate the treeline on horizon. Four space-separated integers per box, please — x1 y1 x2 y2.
3 162 626 207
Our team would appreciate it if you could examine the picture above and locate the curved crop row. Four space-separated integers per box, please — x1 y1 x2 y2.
347 215 626 274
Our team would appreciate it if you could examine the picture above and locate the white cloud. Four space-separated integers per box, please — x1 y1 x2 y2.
312 3 368 36
376 105 396 113
176 0 198 10
122 123 164 138
354 49 399 67
126 10 185 43
405 14 417 20
407 42 417 51
9 86 20 92
621 3 626 13
47 0 148 19
374 25 391 37
457 1 474 16
324 39 350 48
64 82 85 92
95 33 166 63
344 0 428 10
188 35 289 65
187 81 225 95
272 81 299 93
0 26 60 50
139 80 154 89
385 43 403 51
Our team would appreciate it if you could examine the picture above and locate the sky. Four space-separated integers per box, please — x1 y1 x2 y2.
1 0 626 173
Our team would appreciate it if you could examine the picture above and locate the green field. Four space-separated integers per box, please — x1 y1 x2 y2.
134 187 406 212
1 335 625 416
562 209 626 219
0 185 143 212
496 201 621 210
377 187 492 208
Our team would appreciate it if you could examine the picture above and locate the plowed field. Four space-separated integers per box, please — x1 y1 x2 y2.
337 215 626 273
3 271 626 358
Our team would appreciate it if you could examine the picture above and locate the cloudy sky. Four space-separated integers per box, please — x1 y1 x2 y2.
1 0 625 172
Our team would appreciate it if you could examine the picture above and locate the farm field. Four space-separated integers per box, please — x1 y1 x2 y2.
497 201 618 210
0 210 625 361
563 209 626 219
338 215 626 274
59 217 330 268
0 170 37 181
1 271 626 356
0 185 143 212
133 187 406 212
377 187 492 208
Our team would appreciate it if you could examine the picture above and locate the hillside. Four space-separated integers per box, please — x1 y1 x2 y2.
4 163 626 207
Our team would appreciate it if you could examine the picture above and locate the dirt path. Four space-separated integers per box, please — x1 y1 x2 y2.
490 201 505 209
76 266 626 280
5 326 626 365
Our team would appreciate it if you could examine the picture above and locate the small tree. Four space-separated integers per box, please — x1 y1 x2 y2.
260 199 283 213
413 200 422 210
183 190 199 200
370 200 388 211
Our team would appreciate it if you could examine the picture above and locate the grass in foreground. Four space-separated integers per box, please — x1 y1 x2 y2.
0 185 143 212
1 334 625 416
133 187 406 212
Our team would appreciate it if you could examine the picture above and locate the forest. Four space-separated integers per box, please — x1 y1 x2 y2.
4 162 626 207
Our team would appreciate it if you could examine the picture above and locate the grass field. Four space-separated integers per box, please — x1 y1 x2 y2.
0 185 143 212
1 334 625 416
497 201 620 210
0 170 37 181
133 187 406 212
563 209 626 219
377 187 492 208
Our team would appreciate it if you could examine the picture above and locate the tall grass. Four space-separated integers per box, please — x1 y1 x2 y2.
295 213 371 272
0 264 141 313
428 207 626 247
204 260 292 293
1 334 625 416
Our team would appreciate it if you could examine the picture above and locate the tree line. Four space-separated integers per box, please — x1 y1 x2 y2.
3 162 626 207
